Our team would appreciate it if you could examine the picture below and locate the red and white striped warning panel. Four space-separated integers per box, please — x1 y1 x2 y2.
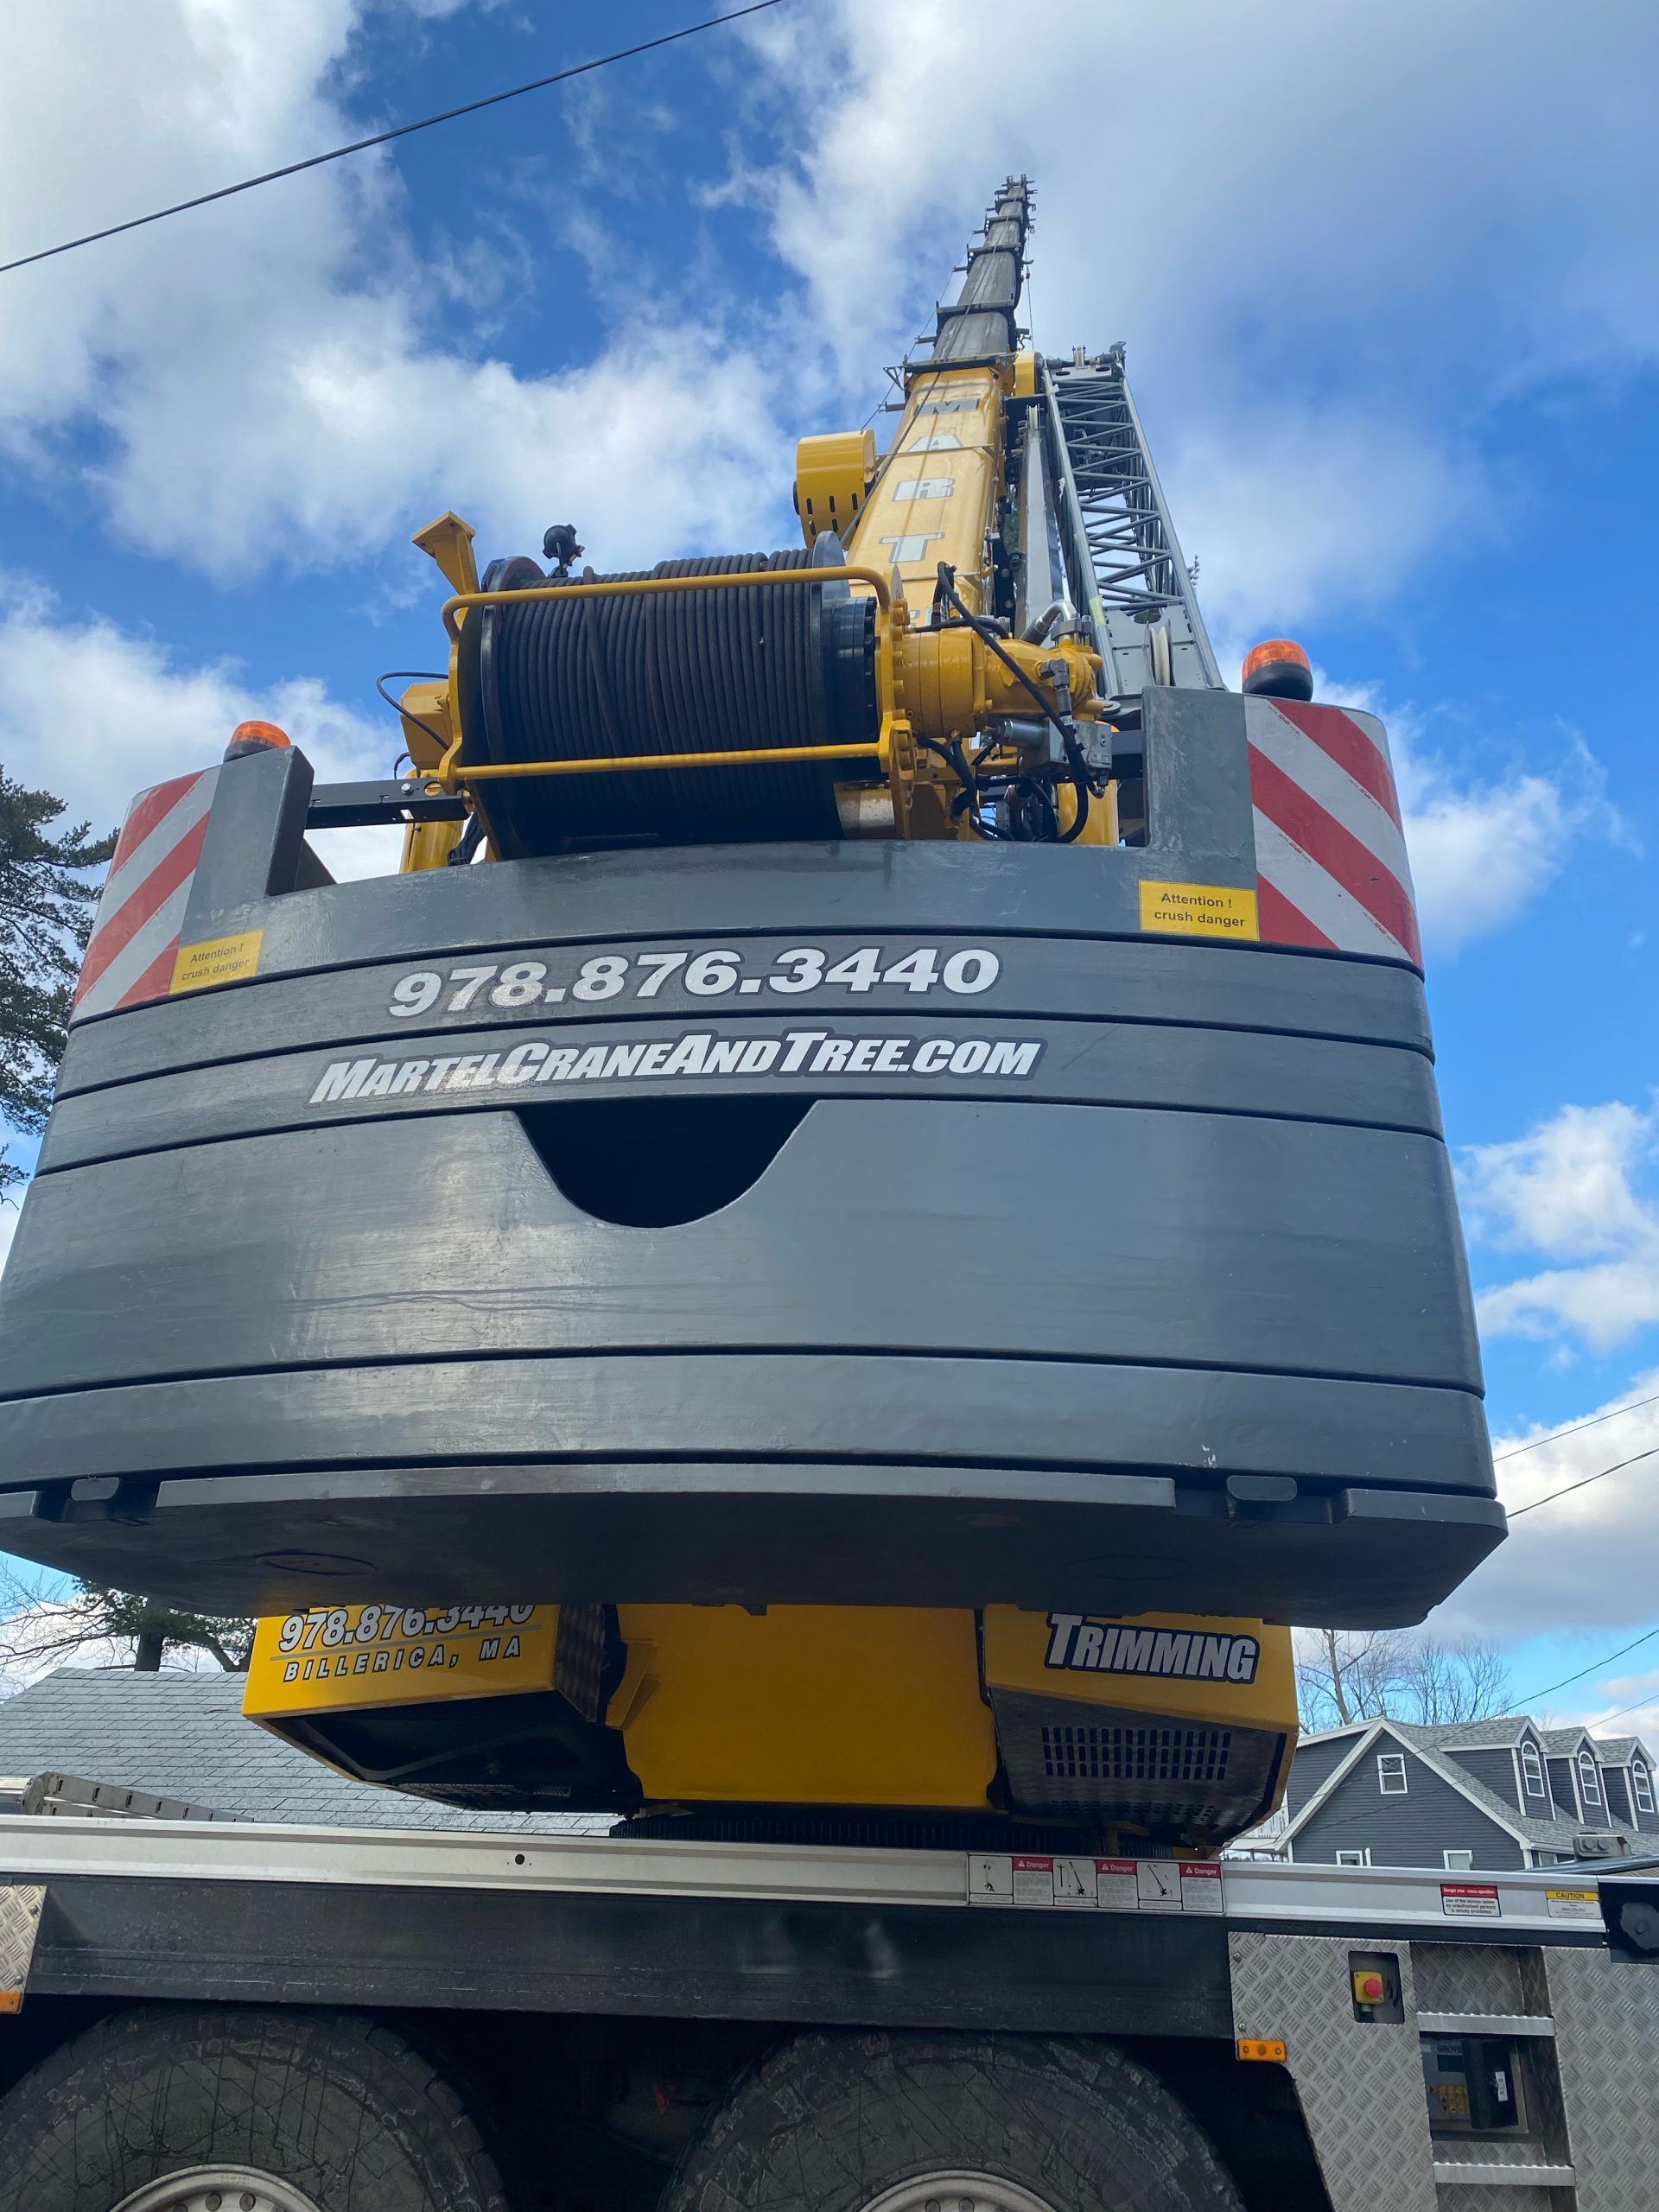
1246 698 1421 967
71 768 219 1021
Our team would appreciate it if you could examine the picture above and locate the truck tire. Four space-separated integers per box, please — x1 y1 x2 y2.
663 2031 1242 2212
0 2005 512 2212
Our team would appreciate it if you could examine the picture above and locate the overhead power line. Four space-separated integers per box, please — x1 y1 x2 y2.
1507 1443 1659 1518
1578 1686 1659 1730
0 0 791 279
1516 1624 1659 1707
1494 1388 1659 1463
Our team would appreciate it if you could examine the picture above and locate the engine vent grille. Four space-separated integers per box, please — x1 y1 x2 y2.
990 1688 1285 1843
1040 1724 1232 1785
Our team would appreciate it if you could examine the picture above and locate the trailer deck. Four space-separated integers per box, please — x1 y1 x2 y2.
3 1818 1656 2209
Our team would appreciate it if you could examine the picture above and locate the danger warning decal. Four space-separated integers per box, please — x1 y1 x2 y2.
1045 1613 1261 1685
307 1027 1045 1106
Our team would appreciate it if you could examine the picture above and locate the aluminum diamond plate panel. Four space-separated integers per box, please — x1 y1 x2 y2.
1545 1943 1659 2211
0 1884 45 2010
1230 1929 1439 2212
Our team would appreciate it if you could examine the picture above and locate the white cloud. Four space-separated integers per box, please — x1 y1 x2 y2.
739 0 1659 639
0 1205 17 1283
1306 683 1625 955
0 3 785 575
5 0 1656 624
1464 1103 1657 1261
0 575 402 881
1172 414 1482 646
1431 1370 1659 1642
1462 1101 1659 1354
1395 736 1617 956
1556 1669 1659 1745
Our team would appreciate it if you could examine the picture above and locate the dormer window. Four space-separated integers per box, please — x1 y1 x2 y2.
1578 1750 1602 1809
1520 1741 1546 1798
1634 1763 1654 1815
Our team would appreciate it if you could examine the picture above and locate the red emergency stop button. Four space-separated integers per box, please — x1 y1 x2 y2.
1352 1969 1387 2005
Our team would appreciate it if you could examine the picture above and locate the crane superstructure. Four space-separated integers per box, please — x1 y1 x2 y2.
0 181 1501 1853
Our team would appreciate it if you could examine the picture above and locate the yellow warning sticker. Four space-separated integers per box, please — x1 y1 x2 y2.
171 925 264 995
244 1602 559 1717
1139 880 1260 942
170 928 264 995
1545 1889 1601 1922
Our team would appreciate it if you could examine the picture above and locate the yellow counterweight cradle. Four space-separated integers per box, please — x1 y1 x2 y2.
245 1603 1296 1851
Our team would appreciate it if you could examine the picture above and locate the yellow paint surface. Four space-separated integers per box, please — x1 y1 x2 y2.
245 1602 558 1715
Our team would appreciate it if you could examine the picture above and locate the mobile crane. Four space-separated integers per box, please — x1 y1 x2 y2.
2 181 1608 2212
0 179 1500 1859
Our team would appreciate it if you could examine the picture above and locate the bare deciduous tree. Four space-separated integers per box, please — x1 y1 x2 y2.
1296 1627 1512 1732
0 1566 252 1685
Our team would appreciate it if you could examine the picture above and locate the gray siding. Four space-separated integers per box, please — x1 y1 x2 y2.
1604 1767 1634 1824
1631 1761 1659 1834
1546 1757 1581 1821
1445 1745 1520 1811
1283 1734 1362 1816
1291 1742 1525 1870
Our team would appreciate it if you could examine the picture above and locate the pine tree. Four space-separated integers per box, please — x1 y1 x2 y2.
0 1569 255 1679
0 772 117 1195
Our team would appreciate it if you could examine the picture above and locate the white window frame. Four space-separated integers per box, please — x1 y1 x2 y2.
1376 1753 1408 1796
1578 1750 1602 1808
1519 1741 1546 1798
1443 1849 1475 1871
1635 1763 1655 1815
1335 1847 1371 1866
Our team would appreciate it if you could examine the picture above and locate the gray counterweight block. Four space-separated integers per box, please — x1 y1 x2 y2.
1 828 1498 1621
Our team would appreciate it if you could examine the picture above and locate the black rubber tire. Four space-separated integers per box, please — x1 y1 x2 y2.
0 2005 514 2212
662 2031 1243 2212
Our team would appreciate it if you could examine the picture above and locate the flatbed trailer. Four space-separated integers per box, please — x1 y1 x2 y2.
2 1819 1656 2211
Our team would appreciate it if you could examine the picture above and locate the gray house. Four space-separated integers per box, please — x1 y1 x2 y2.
1256 1714 1659 1871
0 1667 601 1831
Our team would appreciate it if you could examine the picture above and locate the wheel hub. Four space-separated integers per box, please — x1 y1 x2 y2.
859 2177 1061 2212
111 2170 324 2212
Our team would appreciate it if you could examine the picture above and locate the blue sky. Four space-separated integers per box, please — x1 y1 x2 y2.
2 0 1656 1727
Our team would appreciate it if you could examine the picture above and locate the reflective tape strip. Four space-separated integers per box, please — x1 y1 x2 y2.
1266 699 1402 828
73 810 209 1008
1247 699 1421 966
73 766 219 1020
1252 811 1408 962
94 769 218 925
1246 705 1412 886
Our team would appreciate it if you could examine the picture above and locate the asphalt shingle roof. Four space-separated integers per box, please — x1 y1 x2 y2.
1540 1725 1598 1755
1294 1715 1659 1857
1424 1717 1535 1750
0 1669 602 1832
1599 1737 1646 1764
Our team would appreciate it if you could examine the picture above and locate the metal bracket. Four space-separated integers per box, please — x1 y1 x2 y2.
308 782 467 830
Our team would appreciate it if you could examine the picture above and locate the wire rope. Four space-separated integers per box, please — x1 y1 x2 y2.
0 1 792 276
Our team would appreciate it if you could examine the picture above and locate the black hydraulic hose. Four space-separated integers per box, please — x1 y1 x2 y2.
376 669 449 757
933 565 1097 841
914 731 1004 837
